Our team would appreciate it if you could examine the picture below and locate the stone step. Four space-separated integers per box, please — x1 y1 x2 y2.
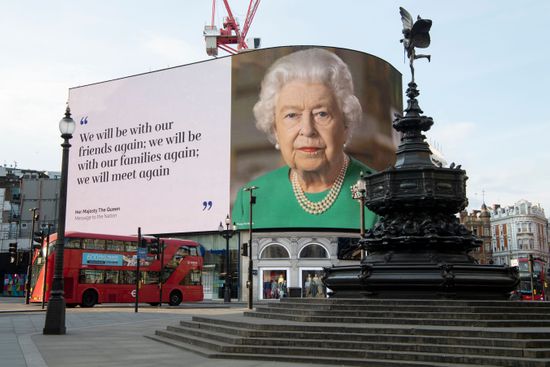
178 319 550 349
279 298 550 308
191 315 550 340
146 333 476 367
252 305 550 320
148 299 550 366
168 323 547 358
245 310 550 327
149 328 549 366
266 301 550 314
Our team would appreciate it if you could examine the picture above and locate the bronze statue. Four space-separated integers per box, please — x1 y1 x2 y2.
399 7 432 82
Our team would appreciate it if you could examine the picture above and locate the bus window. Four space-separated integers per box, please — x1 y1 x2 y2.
66 238 82 249
176 246 191 259
142 271 160 285
104 270 119 284
79 269 104 284
121 270 136 284
124 241 137 252
107 240 125 252
181 270 202 286
162 267 175 283
83 239 106 250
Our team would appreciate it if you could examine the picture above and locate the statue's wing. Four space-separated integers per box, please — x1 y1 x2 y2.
411 19 432 48
399 7 413 31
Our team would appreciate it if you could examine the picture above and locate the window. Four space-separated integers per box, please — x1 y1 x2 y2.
106 240 124 252
83 238 106 250
142 271 159 285
121 270 136 284
299 244 329 259
181 270 202 286
66 238 82 249
124 241 137 252
260 244 290 259
104 270 119 284
79 269 104 284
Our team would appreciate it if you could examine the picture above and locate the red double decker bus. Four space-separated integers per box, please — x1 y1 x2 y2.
30 232 203 307
514 257 546 301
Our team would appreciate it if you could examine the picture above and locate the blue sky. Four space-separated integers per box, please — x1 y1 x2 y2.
1 0 548 214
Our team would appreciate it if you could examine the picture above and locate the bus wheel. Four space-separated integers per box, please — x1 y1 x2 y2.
169 291 182 306
81 289 98 308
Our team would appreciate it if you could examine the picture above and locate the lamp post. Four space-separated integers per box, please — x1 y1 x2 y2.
243 186 258 309
218 215 236 303
43 106 75 335
25 207 39 304
351 172 367 258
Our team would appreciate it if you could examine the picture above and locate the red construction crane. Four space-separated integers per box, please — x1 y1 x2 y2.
204 0 261 56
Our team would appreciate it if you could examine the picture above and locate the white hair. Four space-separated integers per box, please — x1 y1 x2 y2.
253 48 362 144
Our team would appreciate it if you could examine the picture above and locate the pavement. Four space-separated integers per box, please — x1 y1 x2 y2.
0 296 324 367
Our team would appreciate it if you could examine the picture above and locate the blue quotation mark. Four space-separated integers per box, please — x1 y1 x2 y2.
80 116 88 125
202 201 213 210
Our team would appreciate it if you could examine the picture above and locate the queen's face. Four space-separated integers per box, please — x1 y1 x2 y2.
274 80 347 178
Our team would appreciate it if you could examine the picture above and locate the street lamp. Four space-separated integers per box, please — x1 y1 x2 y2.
243 186 258 309
218 215 236 303
43 106 75 335
351 172 367 258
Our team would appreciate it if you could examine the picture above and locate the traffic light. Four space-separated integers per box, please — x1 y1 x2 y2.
9 242 17 263
150 238 160 258
241 242 248 257
33 231 45 250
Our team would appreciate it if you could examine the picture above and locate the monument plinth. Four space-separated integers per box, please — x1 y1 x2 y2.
323 8 519 299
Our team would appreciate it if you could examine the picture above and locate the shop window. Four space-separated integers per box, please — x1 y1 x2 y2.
261 270 287 299
301 269 326 298
299 244 329 259
260 244 290 259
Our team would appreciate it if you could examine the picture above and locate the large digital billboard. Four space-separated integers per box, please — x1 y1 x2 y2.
67 46 402 235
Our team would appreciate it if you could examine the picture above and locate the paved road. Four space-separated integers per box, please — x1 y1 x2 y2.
0 297 325 367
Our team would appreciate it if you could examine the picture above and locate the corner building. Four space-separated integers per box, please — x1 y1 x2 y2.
490 199 549 266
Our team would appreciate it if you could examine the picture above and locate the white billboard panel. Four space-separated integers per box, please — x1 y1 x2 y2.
67 57 231 235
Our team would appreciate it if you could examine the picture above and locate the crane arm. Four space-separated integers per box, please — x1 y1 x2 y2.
241 0 260 42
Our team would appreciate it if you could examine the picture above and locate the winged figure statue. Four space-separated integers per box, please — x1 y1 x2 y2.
399 7 432 82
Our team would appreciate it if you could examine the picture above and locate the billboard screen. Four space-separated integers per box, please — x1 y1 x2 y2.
67 46 402 235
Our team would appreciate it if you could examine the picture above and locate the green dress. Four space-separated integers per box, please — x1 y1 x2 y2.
232 157 378 230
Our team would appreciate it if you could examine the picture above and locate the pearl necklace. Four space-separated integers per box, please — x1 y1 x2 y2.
291 155 350 215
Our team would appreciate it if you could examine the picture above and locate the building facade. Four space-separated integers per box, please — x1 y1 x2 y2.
0 166 60 252
241 232 359 301
490 199 549 266
459 203 492 264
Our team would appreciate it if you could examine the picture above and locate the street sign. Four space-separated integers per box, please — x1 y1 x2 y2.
137 247 147 260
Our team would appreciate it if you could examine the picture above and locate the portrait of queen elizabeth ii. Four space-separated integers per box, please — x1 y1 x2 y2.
231 47 392 230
